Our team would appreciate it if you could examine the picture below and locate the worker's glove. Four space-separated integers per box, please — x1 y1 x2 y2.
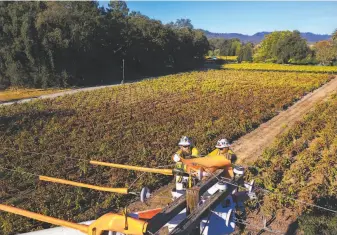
173 154 181 162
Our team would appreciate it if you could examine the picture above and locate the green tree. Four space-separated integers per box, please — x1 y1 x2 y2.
276 30 309 64
230 39 241 56
0 1 209 88
332 28 337 42
253 30 309 64
170 18 194 29
238 43 253 63
208 38 242 56
253 31 292 63
314 40 336 65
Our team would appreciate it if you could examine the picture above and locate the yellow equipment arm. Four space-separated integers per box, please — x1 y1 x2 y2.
90 160 173 176
39 175 129 194
0 204 148 235
0 204 88 233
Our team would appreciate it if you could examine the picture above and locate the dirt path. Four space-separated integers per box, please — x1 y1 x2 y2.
232 76 337 165
0 84 122 106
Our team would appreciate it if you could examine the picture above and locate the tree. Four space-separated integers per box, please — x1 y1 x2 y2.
254 30 309 64
332 28 337 42
238 43 253 63
253 31 292 63
208 38 242 56
275 30 309 64
173 18 193 29
214 49 220 56
314 40 336 65
0 1 209 88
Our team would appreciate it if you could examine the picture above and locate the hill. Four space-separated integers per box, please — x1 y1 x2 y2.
202 30 331 44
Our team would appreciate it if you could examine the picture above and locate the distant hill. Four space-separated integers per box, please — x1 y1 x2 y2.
202 30 331 44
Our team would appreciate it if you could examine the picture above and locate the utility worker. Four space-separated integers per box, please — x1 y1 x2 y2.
207 138 237 163
172 136 200 163
202 138 236 179
171 136 200 190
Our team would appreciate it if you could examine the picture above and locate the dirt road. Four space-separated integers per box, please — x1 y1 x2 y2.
0 84 122 106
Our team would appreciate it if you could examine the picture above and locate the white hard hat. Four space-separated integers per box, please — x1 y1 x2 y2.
178 136 192 146
215 138 230 148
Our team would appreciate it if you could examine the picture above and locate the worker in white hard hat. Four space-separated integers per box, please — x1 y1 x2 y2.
171 136 200 191
202 138 236 179
172 136 200 163
207 138 237 163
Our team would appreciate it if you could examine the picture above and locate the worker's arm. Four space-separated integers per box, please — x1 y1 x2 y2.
191 147 200 157
205 149 218 157
228 149 237 163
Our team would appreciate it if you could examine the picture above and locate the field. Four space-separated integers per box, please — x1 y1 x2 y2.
0 70 333 234
223 63 337 73
0 88 66 103
247 93 337 233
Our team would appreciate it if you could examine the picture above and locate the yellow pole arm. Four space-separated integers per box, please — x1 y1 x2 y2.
0 204 147 235
39 175 129 194
90 160 173 176
88 212 147 235
0 204 88 233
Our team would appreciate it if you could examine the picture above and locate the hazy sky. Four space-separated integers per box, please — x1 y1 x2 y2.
99 1 337 35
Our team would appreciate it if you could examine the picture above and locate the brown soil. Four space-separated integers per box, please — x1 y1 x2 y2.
127 76 337 234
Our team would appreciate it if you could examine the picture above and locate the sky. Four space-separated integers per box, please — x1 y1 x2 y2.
99 1 337 35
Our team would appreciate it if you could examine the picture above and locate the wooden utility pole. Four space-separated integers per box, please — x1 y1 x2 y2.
186 187 200 215
121 59 125 84
186 187 200 235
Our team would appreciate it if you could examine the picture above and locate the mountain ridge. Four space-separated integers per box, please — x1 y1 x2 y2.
201 30 332 44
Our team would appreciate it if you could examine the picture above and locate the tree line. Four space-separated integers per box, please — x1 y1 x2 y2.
208 30 337 65
0 1 209 88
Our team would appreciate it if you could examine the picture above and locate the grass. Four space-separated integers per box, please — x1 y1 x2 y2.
0 70 333 234
0 88 67 103
223 63 337 73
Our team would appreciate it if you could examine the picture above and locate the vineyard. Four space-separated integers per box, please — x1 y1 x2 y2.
224 63 337 73
247 93 337 233
0 70 333 234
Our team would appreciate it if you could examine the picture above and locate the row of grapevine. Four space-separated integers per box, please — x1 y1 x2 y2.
224 63 337 73
247 93 337 233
